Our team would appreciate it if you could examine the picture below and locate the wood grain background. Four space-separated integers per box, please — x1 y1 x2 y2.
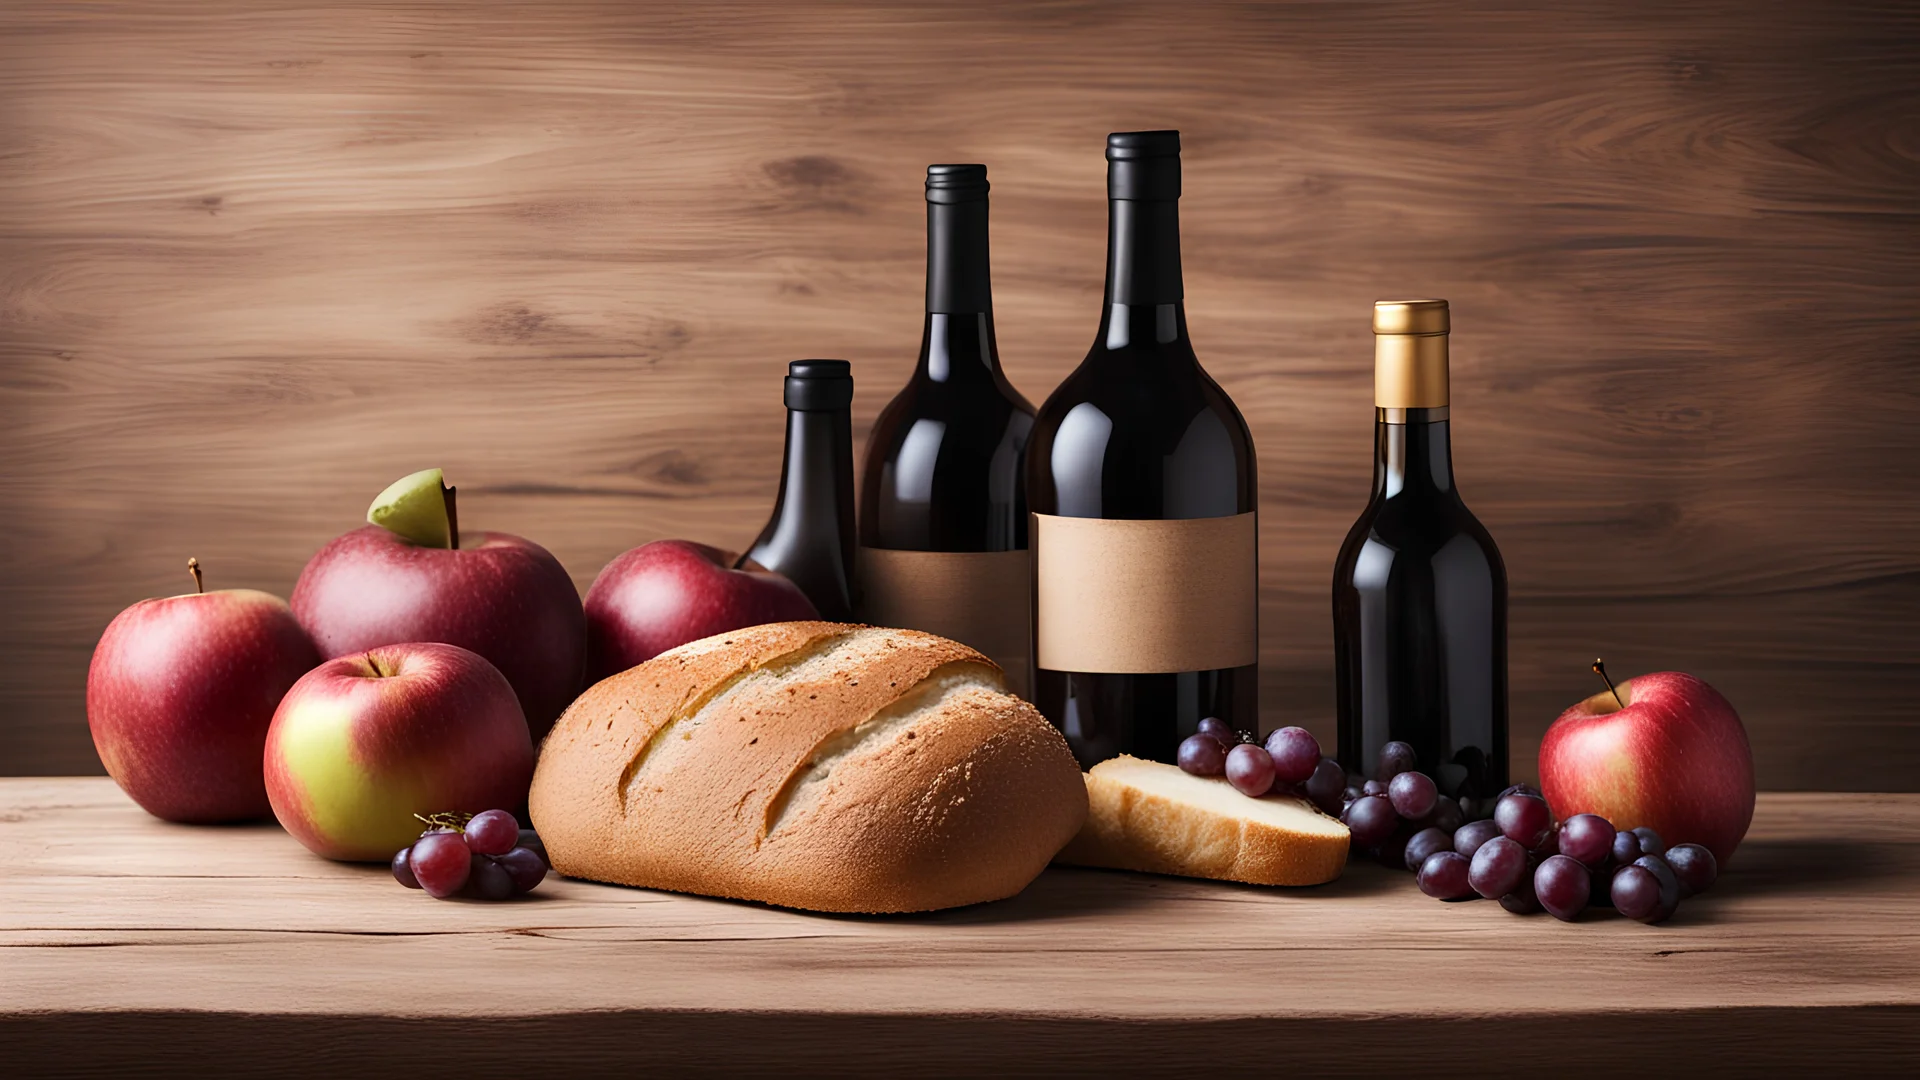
2 1 1915 787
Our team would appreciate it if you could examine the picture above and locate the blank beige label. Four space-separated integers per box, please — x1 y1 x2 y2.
1035 512 1257 674
855 548 1031 698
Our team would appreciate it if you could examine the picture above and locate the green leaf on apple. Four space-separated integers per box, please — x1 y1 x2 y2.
367 468 457 549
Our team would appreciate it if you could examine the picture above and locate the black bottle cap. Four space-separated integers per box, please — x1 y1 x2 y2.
926 163 988 205
784 359 853 411
1107 130 1181 200
1106 130 1180 160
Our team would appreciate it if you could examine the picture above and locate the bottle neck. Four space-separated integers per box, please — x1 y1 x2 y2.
748 405 856 619
927 198 991 315
1374 410 1455 499
1095 301 1189 352
917 312 1002 383
770 407 854 530
1104 198 1183 307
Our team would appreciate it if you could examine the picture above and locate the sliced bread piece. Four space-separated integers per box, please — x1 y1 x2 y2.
1054 755 1350 886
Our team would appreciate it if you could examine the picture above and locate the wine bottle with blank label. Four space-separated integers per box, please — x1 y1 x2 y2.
857 164 1036 693
1333 299 1508 797
1026 130 1259 767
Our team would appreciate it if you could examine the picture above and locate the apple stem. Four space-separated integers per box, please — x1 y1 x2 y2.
187 558 203 594
414 810 473 832
1592 658 1624 709
444 482 459 551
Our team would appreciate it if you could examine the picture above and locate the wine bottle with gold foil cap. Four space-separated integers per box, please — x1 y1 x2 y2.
1333 299 1508 796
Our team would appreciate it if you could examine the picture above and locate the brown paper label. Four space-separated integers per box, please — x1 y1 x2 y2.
855 548 1031 698
1034 512 1257 674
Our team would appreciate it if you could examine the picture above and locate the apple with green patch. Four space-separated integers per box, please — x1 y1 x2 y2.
292 469 586 741
264 641 534 861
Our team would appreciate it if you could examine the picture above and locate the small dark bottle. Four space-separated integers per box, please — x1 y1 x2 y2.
1026 131 1260 768
1333 300 1508 797
740 360 857 621
858 164 1035 692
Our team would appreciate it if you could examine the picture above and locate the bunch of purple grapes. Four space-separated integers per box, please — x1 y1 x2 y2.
391 809 549 901
1176 718 1341 800
1176 725 1720 923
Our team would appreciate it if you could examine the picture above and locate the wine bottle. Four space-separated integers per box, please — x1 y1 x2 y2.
1333 300 1508 797
857 164 1036 693
740 360 857 621
1026 130 1259 768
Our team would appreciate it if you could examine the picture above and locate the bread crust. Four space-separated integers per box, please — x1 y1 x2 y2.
529 621 1087 913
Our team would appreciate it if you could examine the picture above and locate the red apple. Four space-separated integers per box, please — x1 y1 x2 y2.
291 525 584 741
584 539 818 685
87 568 320 823
264 642 534 861
1539 671 1755 865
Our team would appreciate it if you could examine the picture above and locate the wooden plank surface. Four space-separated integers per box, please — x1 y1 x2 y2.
1 2 1918 787
4 778 1918 1075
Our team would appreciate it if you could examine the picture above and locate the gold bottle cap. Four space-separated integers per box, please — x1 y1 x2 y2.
1373 299 1450 336
1373 298 1449 408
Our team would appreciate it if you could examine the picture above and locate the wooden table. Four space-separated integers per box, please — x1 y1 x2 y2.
5 778 1917 1076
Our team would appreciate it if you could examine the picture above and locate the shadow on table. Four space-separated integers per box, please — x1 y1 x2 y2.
858 855 1408 928
1716 838 1914 897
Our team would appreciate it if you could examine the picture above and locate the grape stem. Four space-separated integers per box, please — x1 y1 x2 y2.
1591 658 1624 709
414 810 474 832
187 558 203 594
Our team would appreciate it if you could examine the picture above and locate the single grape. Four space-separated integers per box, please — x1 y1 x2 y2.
1225 743 1276 797
1177 733 1228 777
391 847 422 889
1197 717 1236 745
1533 854 1591 921
464 809 520 857
1387 770 1439 820
1418 851 1476 900
1361 779 1387 797
410 831 471 899
1612 829 1643 866
1557 814 1616 868
1612 865 1662 922
468 854 515 901
1263 727 1322 784
1424 797 1465 834
1343 795 1398 848
1305 757 1347 815
517 828 549 868
1634 855 1681 922
496 847 548 894
1500 869 1541 914
1404 827 1454 873
1665 843 1718 897
1494 794 1554 850
1375 741 1417 782
1452 819 1503 859
1469 836 1528 899
1632 827 1666 857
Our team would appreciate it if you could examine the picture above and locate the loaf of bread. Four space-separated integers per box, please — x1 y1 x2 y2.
1055 756 1350 886
528 621 1087 913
